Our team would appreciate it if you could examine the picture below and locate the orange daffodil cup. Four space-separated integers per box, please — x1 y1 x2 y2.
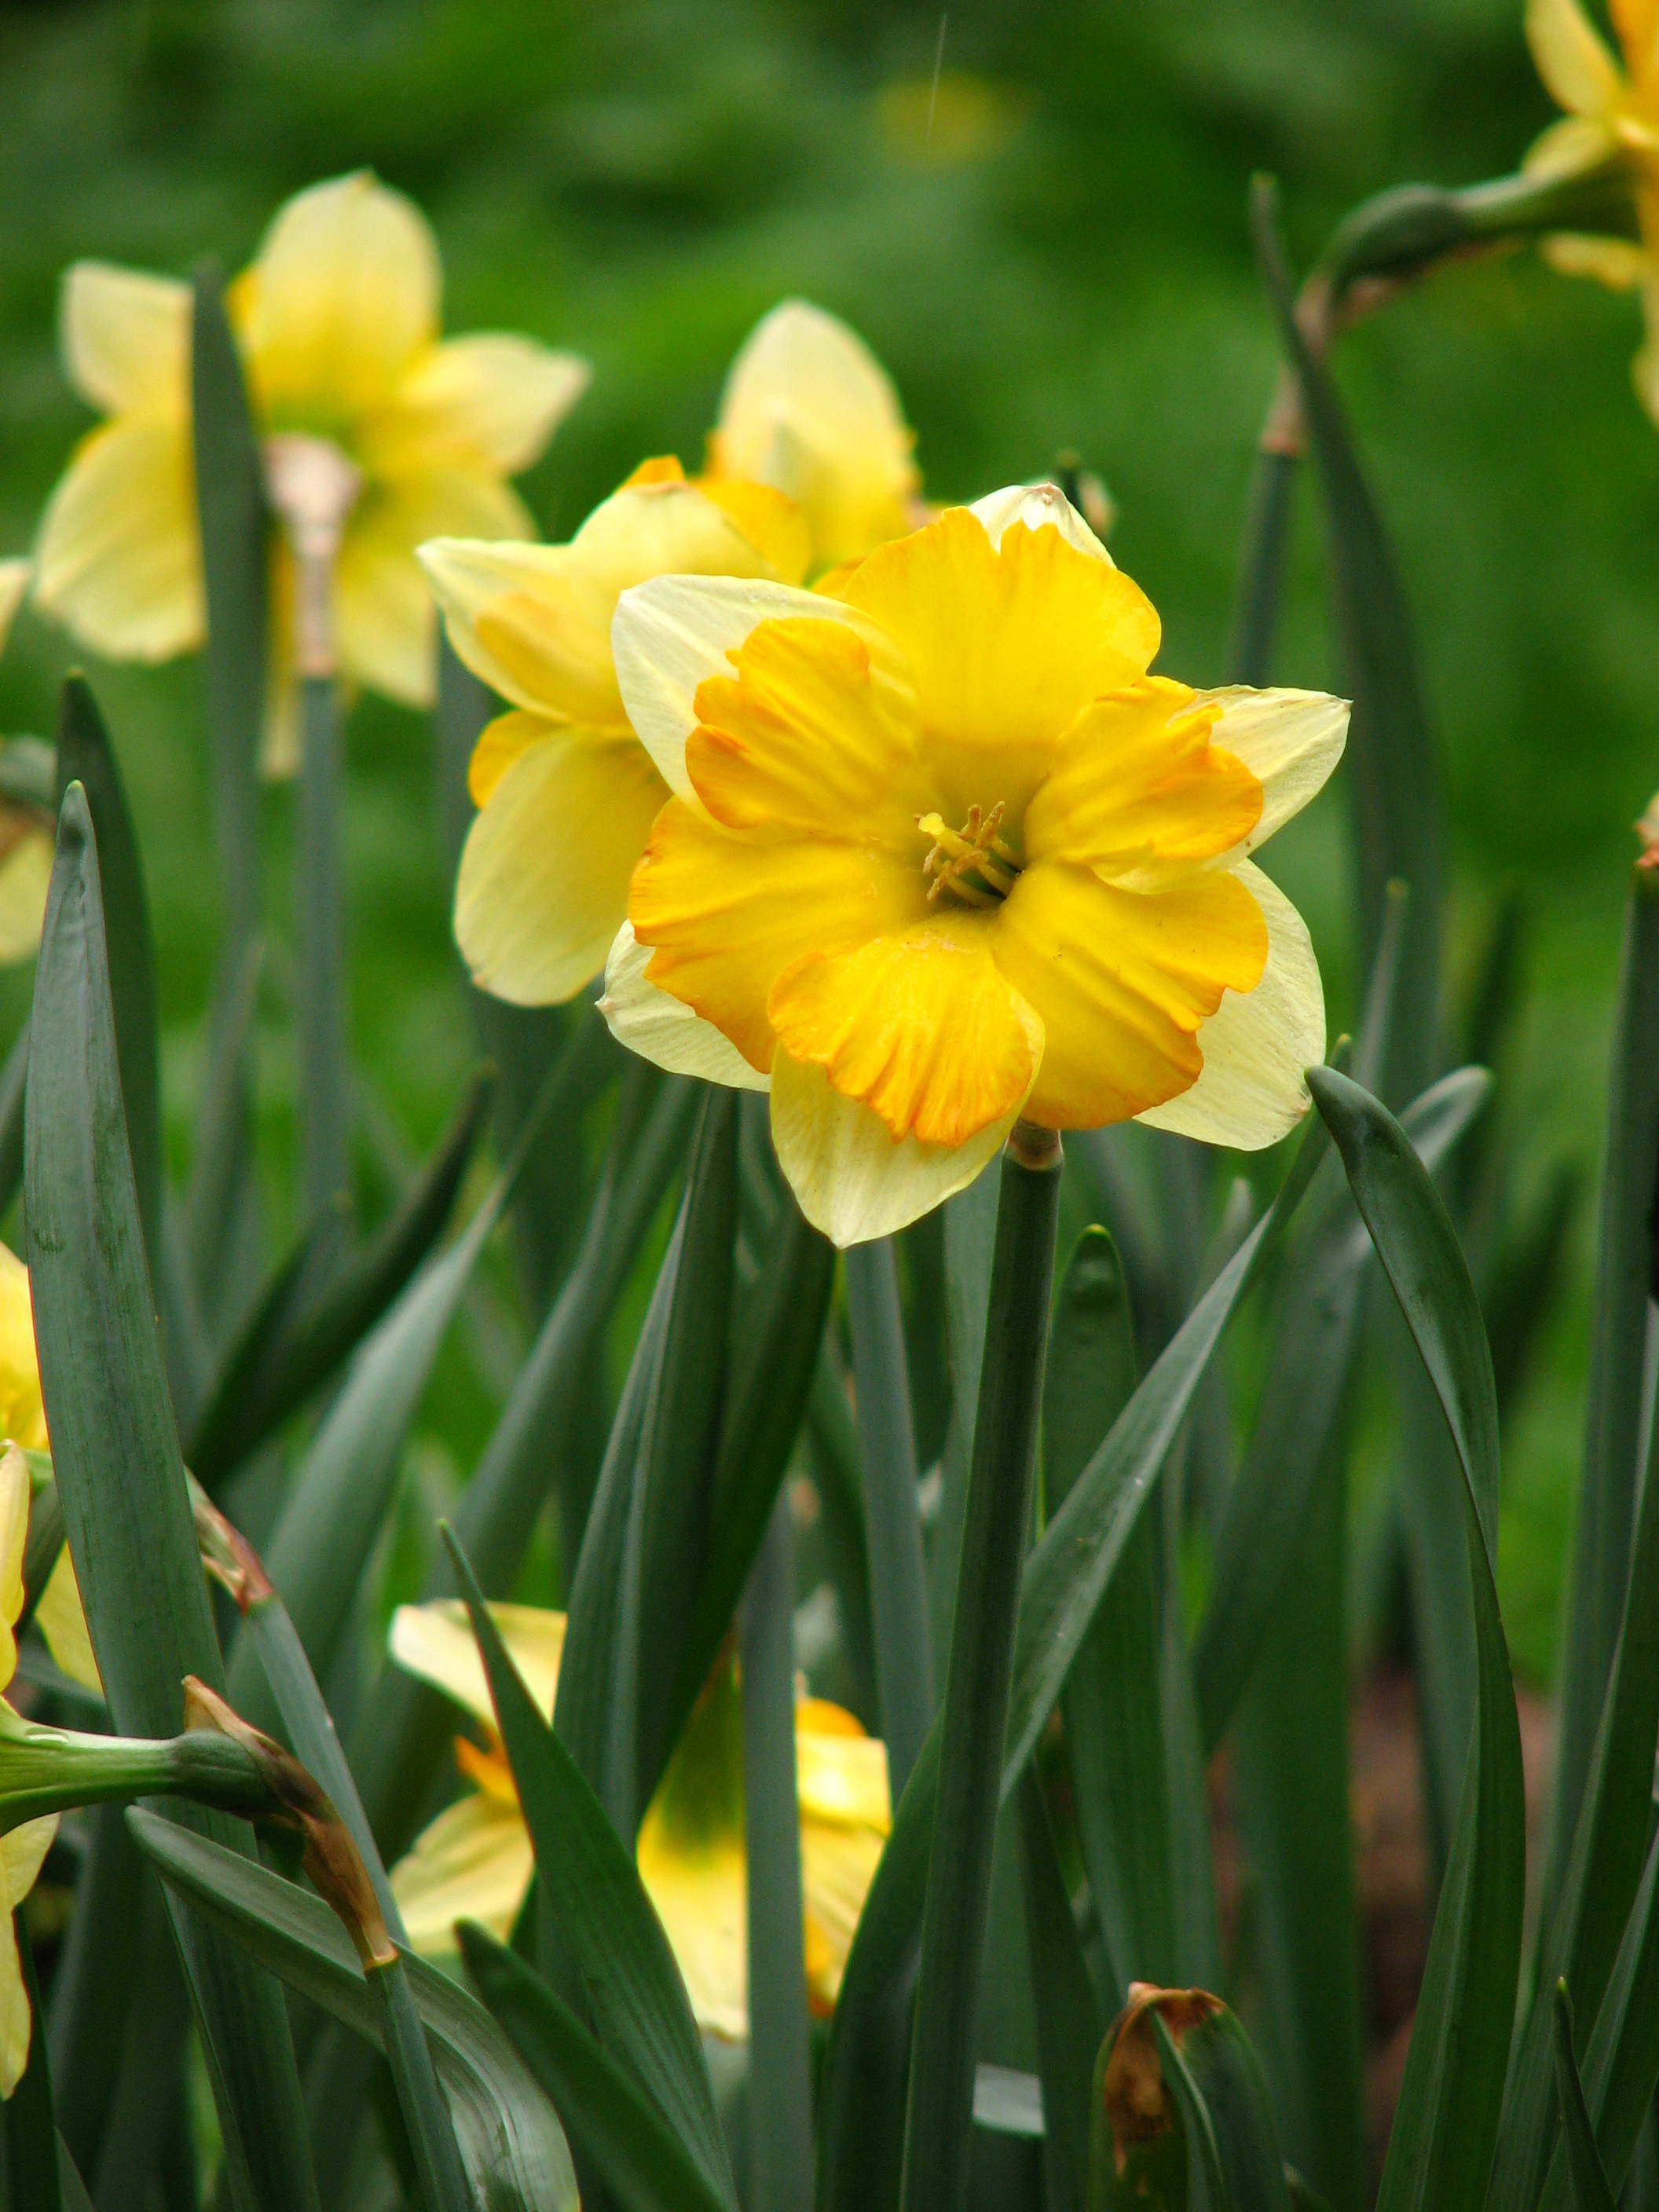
385 1599 890 2039
33 171 588 771
596 485 1348 1246
422 300 920 1009
1524 0 1659 412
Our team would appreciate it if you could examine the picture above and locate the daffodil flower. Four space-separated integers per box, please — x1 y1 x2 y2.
0 1247 98 1700
386 1600 890 2039
598 485 1347 1247
1525 0 1659 410
705 300 921 573
33 171 588 772
0 567 54 965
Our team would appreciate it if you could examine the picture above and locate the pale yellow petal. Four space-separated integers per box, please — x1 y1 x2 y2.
389 1600 566 1729
612 573 877 803
0 828 53 965
799 1816 885 2009
635 1825 749 2041
0 564 31 657
237 172 439 423
599 923 770 1091
1544 230 1650 285
1 1818 56 1910
391 1790 533 1956
794 1723 890 1832
60 263 192 418
1136 862 1324 1150
969 482 1111 563
420 537 617 722
1187 687 1349 859
769 1047 1020 1247
0 1255 45 1456
361 336 590 478
0 1448 27 1679
0 1824 50 2100
1526 0 1624 115
33 420 203 661
337 471 533 708
712 300 917 568
1525 114 1623 179
456 729 668 1006
35 1551 101 1696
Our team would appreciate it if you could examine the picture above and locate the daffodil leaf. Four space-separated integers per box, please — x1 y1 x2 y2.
456 1922 731 2212
127 1809 578 2212
296 674 349 1219
1226 444 1298 688
1553 1984 1619 2212
0 1023 30 1227
1014 1766 1101 2212
53 2139 91 2212
1489 1060 1659 2207
24 788 318 2212
189 1064 496 1490
5 1908 60 2212
350 1068 699 1868
1544 871 1659 1929
845 1235 934 1799
1251 175 1442 1108
803 1339 877 1723
441 1525 738 2210
927 1165 999 1683
181 936 264 1350
190 263 266 951
1307 1067 1525 2212
1150 1998 1291 2212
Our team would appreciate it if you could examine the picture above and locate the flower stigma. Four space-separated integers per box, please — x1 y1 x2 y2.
917 800 1024 908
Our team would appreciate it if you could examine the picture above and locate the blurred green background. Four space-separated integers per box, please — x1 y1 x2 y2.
0 0 1650 1682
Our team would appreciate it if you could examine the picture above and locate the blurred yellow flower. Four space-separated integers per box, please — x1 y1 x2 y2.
0 567 53 966
705 301 920 573
422 456 811 1006
33 171 588 772
601 485 1347 1246
386 1600 889 2038
1525 0 1659 410
0 1445 53 2097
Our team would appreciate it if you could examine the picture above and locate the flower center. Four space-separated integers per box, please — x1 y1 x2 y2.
917 802 1024 908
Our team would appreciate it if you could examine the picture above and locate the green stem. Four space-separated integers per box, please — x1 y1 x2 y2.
0 1718 274 1832
899 1124 1063 2212
298 672 349 1219
844 1236 935 1798
366 1954 473 2212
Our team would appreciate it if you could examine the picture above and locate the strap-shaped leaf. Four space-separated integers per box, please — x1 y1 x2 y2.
189 1065 496 1487
0 1024 30 1227
1307 1068 1524 2212
25 788 317 2212
1014 1766 1101 2212
181 936 263 1339
1152 1998 1291 2212
444 1526 737 2209
1553 1983 1618 2212
128 1808 577 2212
457 1923 729 2212
5 1909 60 2212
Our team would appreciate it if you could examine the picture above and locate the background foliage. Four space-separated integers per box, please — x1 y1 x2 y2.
0 0 1646 1676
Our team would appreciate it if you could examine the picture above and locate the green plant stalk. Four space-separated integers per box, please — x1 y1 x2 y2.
844 1236 935 1798
741 1489 815 2212
0 1708 280 1830
368 1954 474 2212
899 1122 1062 2212
7 1903 59 2212
298 671 349 1218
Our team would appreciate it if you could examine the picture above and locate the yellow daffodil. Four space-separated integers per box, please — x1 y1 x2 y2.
33 171 589 771
1525 0 1659 410
599 484 1347 1247
0 1246 100 1701
0 566 53 965
705 301 920 573
386 1600 889 2038
0 1445 56 2095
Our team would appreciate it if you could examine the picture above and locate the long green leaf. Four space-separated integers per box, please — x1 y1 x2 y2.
24 788 317 2212
901 1131 1063 2212
1014 1766 1101 2212
0 1024 31 1226
846 1236 935 1799
457 1922 729 2212
297 672 349 1218
1152 1998 1292 2212
928 1166 998 1686
369 1953 474 2212
444 1525 737 2208
128 1808 577 2212
1547 872 1659 1918
181 934 263 1339
6 1910 60 2212
1307 1068 1524 2212
1554 1983 1618 2212
189 1064 496 1486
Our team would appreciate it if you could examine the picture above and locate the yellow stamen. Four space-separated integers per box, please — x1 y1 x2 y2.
917 803 1023 907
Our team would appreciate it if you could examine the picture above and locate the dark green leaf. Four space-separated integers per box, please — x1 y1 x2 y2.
1227 444 1298 687
902 1135 1063 2212
456 1922 730 2212
846 1235 934 1797
53 2141 92 2212
1015 1766 1101 2212
297 673 349 1218
6 1910 60 2212
127 1808 577 2212
1152 1998 1291 2212
928 1164 999 1686
1307 1068 1524 2212
25 789 317 2212
804 1342 877 1726
443 1525 737 2209
1553 1983 1617 2212
181 936 263 1342
189 1065 496 1487
368 1955 474 2212
0 1024 30 1227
